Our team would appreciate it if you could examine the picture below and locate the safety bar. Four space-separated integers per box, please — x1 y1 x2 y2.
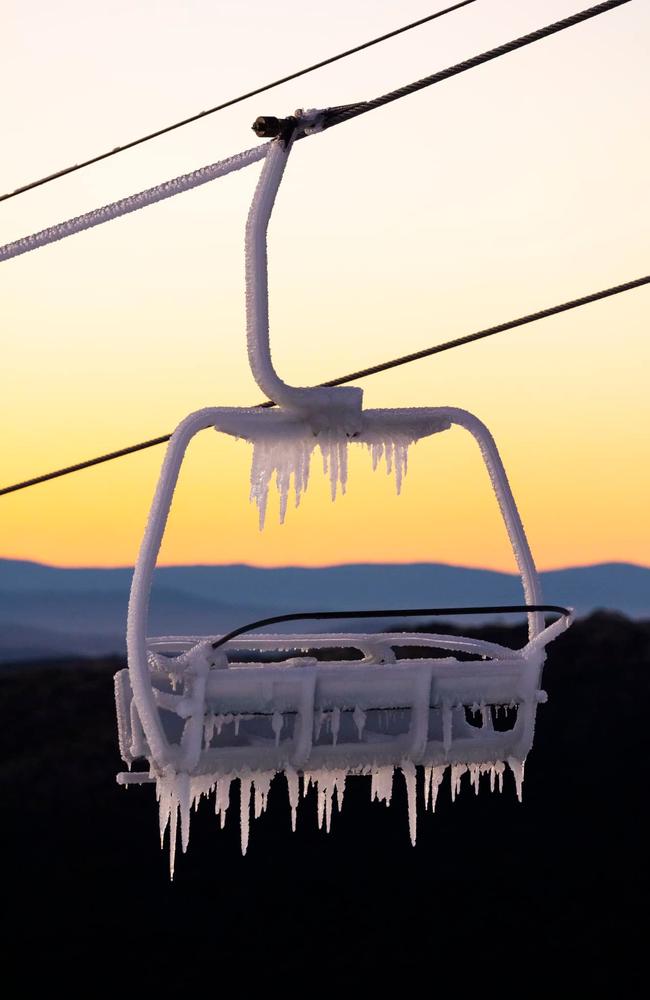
211 605 572 650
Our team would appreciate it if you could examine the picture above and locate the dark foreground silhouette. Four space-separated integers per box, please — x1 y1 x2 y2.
2 612 648 987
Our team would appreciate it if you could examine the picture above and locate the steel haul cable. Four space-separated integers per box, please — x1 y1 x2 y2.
0 1 478 204
322 0 633 129
0 0 633 264
1 0 641 497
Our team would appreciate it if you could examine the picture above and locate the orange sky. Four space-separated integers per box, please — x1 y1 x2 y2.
2 1 648 571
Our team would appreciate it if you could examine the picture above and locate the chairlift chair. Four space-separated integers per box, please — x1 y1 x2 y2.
114 114 572 874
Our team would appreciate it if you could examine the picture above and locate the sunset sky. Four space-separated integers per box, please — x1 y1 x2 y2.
2 0 648 572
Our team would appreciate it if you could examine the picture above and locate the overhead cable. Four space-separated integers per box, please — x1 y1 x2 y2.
2 272 647 498
0 0 632 265
322 0 632 129
0 1 478 204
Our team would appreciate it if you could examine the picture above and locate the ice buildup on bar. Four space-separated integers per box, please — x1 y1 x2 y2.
213 406 451 528
148 759 524 878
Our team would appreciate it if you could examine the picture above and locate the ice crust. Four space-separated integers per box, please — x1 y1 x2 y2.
116 123 574 884
250 429 410 529
153 759 524 878
0 143 268 263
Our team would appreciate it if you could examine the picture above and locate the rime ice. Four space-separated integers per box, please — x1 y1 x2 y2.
117 121 573 879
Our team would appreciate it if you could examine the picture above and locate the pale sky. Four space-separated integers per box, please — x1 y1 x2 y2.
2 0 649 571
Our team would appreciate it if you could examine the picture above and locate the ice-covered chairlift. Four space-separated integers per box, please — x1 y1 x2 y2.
114 111 573 873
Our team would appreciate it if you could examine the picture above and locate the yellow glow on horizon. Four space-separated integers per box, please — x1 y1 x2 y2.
3 1 649 572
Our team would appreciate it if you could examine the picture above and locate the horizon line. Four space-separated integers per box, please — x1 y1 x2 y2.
1 556 649 574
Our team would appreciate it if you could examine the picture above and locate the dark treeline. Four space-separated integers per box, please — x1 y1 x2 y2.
2 612 648 988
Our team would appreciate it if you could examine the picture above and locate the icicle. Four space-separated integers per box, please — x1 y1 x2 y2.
158 776 172 849
190 774 215 811
178 772 191 853
423 765 446 812
469 764 481 795
326 439 339 501
495 761 505 793
169 791 179 880
353 705 366 741
240 776 252 855
400 760 418 846
507 758 525 802
309 772 327 830
450 764 466 802
253 773 272 818
215 775 232 828
339 440 348 496
313 708 324 742
324 781 333 833
332 771 346 814
370 765 394 805
248 425 421 528
385 440 393 476
423 765 432 808
286 768 299 832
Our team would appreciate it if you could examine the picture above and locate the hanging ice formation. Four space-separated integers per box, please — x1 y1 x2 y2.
115 109 573 876
245 415 428 529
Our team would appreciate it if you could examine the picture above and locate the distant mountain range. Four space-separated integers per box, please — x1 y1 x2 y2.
1 558 648 661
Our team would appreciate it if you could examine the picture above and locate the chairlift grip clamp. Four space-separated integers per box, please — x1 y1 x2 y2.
252 115 299 145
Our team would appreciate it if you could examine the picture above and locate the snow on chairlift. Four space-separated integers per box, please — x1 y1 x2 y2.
114 111 573 875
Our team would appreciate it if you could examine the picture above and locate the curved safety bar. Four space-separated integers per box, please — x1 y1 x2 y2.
245 128 363 427
211 605 571 651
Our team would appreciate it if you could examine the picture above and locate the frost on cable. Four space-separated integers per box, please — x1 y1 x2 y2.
115 116 572 877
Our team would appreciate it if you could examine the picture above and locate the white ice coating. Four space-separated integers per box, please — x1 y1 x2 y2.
244 121 362 419
117 125 574 876
247 421 429 529
0 143 269 263
211 404 450 530
151 759 525 876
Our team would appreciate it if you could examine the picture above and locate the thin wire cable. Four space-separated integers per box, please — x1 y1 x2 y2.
323 0 633 129
2 273 647 497
0 0 632 264
0 1 478 204
316 273 650 389
211 605 571 649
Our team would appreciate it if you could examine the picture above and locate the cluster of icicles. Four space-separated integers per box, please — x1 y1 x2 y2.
249 430 415 529
152 759 524 878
